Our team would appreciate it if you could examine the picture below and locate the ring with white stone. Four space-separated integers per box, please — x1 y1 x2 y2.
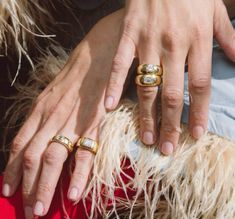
135 74 162 87
76 137 98 155
51 135 74 153
137 64 163 76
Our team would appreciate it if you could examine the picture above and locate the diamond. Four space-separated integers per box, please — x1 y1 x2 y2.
145 64 155 72
141 75 157 85
83 138 93 148
142 64 158 74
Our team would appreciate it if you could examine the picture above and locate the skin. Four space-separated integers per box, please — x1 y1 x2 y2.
1 2 235 219
105 0 235 155
2 10 125 219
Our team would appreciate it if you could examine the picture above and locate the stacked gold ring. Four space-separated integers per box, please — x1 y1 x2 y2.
135 64 163 87
51 135 74 153
76 137 98 155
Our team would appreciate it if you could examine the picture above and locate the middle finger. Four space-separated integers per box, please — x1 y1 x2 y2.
33 110 80 216
159 52 186 155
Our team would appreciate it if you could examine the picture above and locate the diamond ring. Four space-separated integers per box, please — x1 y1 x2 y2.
76 137 98 155
51 135 74 153
136 64 163 87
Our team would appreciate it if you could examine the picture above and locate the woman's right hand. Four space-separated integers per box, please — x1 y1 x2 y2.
105 0 235 155
2 9 125 219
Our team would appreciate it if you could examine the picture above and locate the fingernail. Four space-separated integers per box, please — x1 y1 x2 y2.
143 131 154 145
34 201 44 216
192 126 204 139
68 187 79 201
105 96 114 109
2 184 10 197
161 142 174 155
25 206 33 219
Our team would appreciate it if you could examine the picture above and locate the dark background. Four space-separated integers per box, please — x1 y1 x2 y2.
0 0 124 173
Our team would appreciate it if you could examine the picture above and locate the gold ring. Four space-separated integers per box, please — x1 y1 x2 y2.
76 137 98 155
135 74 162 87
137 64 163 76
51 135 74 153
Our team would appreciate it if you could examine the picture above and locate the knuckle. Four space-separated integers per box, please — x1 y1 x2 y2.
193 25 211 41
23 149 39 170
4 166 16 183
108 77 122 93
72 170 88 180
138 87 157 100
163 88 183 108
123 18 138 34
37 182 52 194
22 183 33 197
55 104 68 116
190 109 207 123
162 29 182 52
141 26 156 42
11 135 26 156
33 99 44 113
75 150 93 162
43 150 60 166
189 77 211 93
112 55 129 72
141 116 154 126
109 65 125 91
161 124 180 136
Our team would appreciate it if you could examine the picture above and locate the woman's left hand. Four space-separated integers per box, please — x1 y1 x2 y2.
2 10 124 219
105 0 235 155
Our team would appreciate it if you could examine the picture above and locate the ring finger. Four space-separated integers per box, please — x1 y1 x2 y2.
137 42 161 145
67 116 101 202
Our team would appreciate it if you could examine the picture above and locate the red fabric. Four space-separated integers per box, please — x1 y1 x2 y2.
0 160 136 219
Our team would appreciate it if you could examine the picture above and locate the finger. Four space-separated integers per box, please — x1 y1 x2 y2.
67 120 100 202
22 91 76 217
159 54 185 155
2 107 42 197
105 29 136 110
188 31 213 139
137 46 160 145
214 0 235 62
33 103 80 217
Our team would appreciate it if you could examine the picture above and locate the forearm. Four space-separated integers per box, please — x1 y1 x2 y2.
224 0 235 18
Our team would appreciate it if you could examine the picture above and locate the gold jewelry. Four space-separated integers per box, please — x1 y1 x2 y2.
137 64 163 76
135 74 162 87
136 64 163 87
76 137 98 155
51 135 74 153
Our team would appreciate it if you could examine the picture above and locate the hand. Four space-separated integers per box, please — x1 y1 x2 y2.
105 0 235 155
2 10 124 218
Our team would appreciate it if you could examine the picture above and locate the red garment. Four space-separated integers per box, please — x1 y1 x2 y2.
0 160 136 219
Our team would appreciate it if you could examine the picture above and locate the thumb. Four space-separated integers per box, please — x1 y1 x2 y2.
214 0 235 62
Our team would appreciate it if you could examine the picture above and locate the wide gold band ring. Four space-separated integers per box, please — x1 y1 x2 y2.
137 64 163 76
51 135 74 153
136 64 163 87
76 137 98 155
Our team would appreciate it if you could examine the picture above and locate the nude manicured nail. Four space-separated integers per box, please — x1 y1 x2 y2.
34 201 44 216
68 187 79 201
105 96 114 109
161 142 174 155
192 126 204 139
143 131 154 145
25 206 33 219
2 184 10 197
